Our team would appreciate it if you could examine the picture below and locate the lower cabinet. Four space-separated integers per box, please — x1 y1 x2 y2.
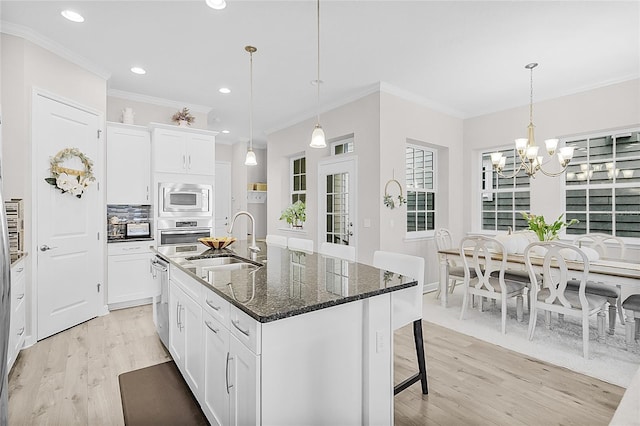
169 282 204 399
7 258 26 371
228 333 259 426
108 242 154 306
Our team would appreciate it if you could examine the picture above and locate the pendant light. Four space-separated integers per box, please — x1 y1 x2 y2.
309 0 326 148
245 45 257 166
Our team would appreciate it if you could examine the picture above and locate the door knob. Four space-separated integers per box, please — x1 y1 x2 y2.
40 245 57 252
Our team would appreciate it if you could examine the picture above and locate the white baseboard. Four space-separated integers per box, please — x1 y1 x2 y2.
423 281 439 294
107 298 153 311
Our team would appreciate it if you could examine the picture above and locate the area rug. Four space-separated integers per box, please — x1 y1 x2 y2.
118 361 208 426
422 291 640 388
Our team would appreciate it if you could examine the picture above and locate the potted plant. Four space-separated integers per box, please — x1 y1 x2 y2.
521 212 579 241
171 107 195 127
280 200 306 228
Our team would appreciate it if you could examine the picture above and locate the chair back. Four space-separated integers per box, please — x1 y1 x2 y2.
573 233 625 260
266 234 287 248
459 235 508 293
524 241 590 310
373 250 424 330
319 242 356 262
435 228 453 251
288 237 314 253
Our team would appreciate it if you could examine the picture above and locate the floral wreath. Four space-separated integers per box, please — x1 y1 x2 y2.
44 147 95 198
383 178 407 209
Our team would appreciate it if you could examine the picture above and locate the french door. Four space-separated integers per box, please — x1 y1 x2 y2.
317 157 357 248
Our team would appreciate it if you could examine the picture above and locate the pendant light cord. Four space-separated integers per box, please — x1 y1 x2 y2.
529 65 534 124
249 49 254 151
316 0 321 125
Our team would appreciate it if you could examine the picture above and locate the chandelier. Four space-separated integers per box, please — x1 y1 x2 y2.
491 63 574 178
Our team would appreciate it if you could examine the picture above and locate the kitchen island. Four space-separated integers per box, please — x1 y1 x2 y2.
153 241 417 425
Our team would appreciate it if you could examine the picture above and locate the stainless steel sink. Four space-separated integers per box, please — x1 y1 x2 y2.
185 254 262 271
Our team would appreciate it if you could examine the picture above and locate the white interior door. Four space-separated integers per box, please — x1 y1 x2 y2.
214 161 231 236
318 157 357 248
34 93 101 340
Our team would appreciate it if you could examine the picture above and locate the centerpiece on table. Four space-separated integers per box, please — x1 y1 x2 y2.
520 212 579 241
279 200 306 229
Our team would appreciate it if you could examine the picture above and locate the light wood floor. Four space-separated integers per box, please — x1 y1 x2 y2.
8 305 623 425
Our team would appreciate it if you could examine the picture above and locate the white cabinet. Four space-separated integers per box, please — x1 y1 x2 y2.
203 311 230 426
107 242 154 306
151 124 216 176
169 268 204 399
106 123 151 204
228 334 259 426
8 257 26 371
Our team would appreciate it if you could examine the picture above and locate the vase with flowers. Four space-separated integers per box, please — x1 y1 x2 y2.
520 212 579 241
171 107 195 127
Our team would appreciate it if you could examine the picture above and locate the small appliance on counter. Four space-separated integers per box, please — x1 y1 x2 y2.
126 222 151 239
107 204 153 242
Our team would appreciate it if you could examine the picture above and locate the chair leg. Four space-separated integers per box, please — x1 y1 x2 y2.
460 289 469 321
545 311 551 329
635 318 640 341
617 294 626 325
625 311 635 347
597 311 606 343
501 297 507 335
516 295 523 322
607 299 617 335
528 305 537 340
582 313 590 359
394 319 428 395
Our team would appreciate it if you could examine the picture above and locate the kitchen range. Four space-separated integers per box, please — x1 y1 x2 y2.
152 240 417 425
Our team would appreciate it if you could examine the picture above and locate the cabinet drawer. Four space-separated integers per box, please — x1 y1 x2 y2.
12 272 26 313
108 242 152 256
11 260 25 282
202 286 229 327
171 264 202 302
229 306 261 355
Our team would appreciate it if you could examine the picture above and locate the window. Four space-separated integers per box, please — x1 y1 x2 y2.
406 145 436 235
331 135 354 156
290 156 306 204
481 148 530 231
565 130 640 238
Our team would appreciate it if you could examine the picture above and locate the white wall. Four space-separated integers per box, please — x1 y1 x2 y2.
107 96 209 130
463 78 640 259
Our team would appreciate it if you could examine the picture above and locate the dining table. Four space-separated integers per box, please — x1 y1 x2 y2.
437 247 640 309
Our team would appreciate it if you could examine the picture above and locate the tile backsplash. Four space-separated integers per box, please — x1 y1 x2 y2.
107 204 153 241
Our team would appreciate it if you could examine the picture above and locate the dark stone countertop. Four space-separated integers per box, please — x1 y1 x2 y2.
152 241 416 324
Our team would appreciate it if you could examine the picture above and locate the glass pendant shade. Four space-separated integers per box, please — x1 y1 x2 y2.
245 149 257 166
310 124 326 148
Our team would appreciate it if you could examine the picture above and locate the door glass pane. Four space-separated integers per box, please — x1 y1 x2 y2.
325 172 350 246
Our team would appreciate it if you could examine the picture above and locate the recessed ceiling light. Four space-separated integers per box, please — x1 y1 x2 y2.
219 87 231 94
205 0 227 10
222 130 230 134
130 67 146 75
61 10 84 23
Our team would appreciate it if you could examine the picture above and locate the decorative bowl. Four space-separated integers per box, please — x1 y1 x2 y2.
198 236 237 249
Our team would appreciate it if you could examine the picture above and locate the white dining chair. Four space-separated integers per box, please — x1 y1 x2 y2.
288 237 314 253
319 242 356 262
373 250 428 395
525 241 607 359
569 233 626 334
434 228 466 298
265 234 287 248
459 236 526 334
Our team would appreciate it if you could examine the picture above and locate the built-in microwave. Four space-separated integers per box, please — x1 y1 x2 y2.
159 183 212 217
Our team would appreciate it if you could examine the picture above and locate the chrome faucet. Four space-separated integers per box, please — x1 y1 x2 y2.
227 211 260 260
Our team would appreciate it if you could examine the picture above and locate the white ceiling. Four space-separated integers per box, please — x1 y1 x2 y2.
1 1 638 146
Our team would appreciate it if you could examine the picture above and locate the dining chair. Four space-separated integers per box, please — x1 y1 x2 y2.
568 233 626 334
525 241 607 359
319 242 356 262
288 237 314 253
265 234 287 248
459 236 525 334
373 250 428 395
622 294 640 348
434 228 467 298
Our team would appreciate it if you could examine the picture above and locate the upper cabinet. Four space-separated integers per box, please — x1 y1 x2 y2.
151 123 216 176
107 123 151 204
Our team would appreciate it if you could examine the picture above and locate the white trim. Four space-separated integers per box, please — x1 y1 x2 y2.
148 121 219 137
108 89 212 114
379 82 466 118
1 21 111 80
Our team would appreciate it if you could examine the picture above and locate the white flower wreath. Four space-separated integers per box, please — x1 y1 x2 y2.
44 147 95 198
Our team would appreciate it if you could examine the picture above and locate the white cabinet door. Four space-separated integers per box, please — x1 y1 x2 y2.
202 312 230 426
229 334 260 426
7 259 26 371
169 284 185 366
107 249 153 305
106 124 151 204
152 125 215 176
182 288 204 399
187 134 215 176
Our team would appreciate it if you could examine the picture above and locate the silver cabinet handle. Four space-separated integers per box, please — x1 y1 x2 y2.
16 294 24 300
188 155 192 169
205 299 221 311
40 245 57 252
176 302 182 329
123 246 142 251
226 352 233 393
180 306 185 331
231 319 250 337
182 155 186 169
205 321 219 334
16 267 23 273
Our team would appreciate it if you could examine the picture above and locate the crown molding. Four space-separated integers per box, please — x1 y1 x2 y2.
1 21 111 80
107 89 212 114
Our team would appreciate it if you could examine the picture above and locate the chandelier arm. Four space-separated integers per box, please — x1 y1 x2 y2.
537 164 571 178
494 161 527 179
